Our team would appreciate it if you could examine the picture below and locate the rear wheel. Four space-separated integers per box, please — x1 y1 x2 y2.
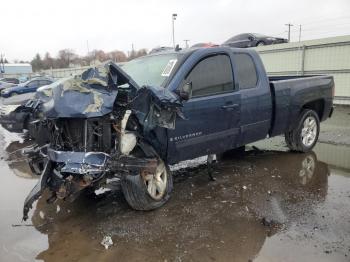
285 109 320 152
257 41 265 46
121 159 173 210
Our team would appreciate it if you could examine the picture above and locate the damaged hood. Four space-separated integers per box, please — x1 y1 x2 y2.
36 62 140 118
34 61 183 130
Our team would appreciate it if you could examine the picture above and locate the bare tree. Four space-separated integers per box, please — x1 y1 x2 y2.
109 50 127 62
58 49 77 68
31 53 43 72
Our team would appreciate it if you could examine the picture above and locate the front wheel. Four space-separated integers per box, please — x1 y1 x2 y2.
285 109 320 152
121 159 173 210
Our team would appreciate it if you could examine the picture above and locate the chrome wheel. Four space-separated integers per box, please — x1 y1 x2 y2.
299 155 315 185
143 161 168 200
301 116 317 147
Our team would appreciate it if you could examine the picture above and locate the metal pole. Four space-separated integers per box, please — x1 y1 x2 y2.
172 14 177 48
0 54 4 74
86 40 90 65
301 45 306 76
184 39 190 48
299 25 302 42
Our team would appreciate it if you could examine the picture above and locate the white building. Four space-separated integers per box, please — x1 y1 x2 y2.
1 63 33 75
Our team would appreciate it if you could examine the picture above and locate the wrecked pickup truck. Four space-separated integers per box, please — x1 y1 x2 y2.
12 47 334 221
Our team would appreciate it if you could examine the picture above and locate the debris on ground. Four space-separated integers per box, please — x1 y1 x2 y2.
101 235 113 249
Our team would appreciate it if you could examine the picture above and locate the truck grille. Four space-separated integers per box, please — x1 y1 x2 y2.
48 118 112 153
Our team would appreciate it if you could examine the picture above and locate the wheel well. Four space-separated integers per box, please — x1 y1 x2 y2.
302 99 324 120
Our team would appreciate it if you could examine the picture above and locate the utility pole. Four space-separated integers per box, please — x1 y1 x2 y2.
172 14 177 48
285 23 293 42
86 40 90 65
183 39 190 48
298 25 302 42
0 53 4 74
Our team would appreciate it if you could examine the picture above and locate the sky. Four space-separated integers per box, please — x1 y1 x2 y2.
1 0 350 62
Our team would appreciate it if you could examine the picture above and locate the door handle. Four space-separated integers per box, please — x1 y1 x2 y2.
221 104 239 110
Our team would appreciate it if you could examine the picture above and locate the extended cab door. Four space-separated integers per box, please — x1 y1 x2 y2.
232 52 272 146
167 53 241 163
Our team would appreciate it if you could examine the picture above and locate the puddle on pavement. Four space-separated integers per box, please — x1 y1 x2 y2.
0 134 349 262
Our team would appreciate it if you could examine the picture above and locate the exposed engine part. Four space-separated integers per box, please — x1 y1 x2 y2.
47 117 112 153
119 110 137 155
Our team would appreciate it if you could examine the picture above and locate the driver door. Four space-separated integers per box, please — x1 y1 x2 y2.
167 54 241 163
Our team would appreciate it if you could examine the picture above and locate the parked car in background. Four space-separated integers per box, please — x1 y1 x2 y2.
222 33 288 48
0 80 60 132
0 81 16 92
191 42 219 48
149 46 174 54
0 77 20 84
1 77 53 98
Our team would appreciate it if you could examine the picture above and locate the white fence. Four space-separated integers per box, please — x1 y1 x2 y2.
255 35 350 105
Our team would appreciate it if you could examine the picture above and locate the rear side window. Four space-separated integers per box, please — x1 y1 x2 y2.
186 54 234 97
39 80 50 86
27 80 38 88
234 53 258 89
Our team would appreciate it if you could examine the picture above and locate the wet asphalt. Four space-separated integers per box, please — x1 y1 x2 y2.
0 107 349 262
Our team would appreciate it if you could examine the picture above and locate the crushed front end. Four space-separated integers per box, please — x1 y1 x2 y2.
23 61 183 220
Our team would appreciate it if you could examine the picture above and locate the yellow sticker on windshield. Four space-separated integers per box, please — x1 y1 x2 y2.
161 59 178 77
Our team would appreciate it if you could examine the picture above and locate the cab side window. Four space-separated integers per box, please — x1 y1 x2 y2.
234 53 258 89
39 80 50 86
186 54 234 97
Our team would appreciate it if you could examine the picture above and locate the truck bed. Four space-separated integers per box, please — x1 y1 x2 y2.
268 75 334 137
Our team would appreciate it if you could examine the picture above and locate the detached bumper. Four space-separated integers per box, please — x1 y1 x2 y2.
23 161 52 221
47 148 158 175
47 149 110 175
23 149 159 220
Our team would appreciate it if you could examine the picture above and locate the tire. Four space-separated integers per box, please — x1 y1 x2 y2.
257 41 265 46
10 92 18 97
285 109 320 152
121 159 173 210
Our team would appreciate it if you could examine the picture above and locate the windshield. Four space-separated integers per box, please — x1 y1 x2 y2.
122 53 181 87
18 80 31 87
252 33 268 38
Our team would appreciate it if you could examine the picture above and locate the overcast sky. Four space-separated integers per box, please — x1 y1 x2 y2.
2 0 350 61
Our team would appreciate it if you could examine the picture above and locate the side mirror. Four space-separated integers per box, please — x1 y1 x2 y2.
180 82 192 101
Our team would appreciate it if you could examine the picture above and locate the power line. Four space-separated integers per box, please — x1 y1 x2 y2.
301 15 350 26
301 22 350 32
289 22 350 34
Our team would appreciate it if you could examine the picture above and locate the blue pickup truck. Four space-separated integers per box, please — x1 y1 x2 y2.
17 47 334 220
